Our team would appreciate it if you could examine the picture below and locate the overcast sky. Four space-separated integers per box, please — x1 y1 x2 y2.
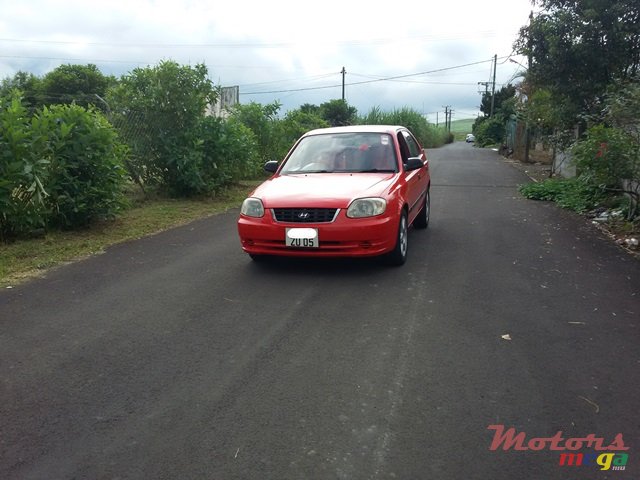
0 0 535 122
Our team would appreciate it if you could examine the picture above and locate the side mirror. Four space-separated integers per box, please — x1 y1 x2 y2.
264 161 279 173
404 157 424 171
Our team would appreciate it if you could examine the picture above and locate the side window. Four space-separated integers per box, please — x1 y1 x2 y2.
397 134 411 163
401 131 421 158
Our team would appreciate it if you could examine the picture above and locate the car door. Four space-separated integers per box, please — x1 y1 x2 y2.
398 130 428 221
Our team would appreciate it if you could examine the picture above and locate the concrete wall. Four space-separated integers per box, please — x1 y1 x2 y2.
553 150 577 178
206 86 239 118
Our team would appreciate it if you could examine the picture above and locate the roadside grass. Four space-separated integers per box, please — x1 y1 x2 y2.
0 180 260 287
517 174 639 257
449 118 475 141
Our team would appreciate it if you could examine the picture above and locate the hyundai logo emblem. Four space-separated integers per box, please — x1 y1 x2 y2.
298 211 310 219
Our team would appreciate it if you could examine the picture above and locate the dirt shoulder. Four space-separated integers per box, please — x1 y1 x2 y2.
502 156 552 183
503 155 639 259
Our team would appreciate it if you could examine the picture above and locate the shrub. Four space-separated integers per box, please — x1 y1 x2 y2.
473 116 506 147
107 61 217 196
199 117 261 191
319 99 358 127
519 177 608 213
359 107 450 148
275 110 329 160
572 125 639 218
0 92 49 241
573 125 638 187
34 104 127 228
228 101 282 163
1 93 127 239
40 64 112 110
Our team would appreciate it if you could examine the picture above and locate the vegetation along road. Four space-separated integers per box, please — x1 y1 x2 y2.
1 142 638 479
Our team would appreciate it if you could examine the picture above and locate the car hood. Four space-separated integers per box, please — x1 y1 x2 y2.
252 173 396 208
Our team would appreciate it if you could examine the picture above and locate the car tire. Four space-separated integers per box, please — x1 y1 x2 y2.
386 210 408 266
413 188 430 230
249 254 265 262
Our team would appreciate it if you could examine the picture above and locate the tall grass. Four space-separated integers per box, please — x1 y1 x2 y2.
359 106 452 148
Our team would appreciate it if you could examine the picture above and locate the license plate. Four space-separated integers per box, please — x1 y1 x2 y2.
286 228 319 248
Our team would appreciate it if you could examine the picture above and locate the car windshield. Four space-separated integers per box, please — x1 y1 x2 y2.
280 133 398 174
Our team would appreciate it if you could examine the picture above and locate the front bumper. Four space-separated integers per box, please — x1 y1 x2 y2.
237 209 397 258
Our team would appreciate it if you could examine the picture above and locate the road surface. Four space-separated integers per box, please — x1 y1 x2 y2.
1 142 638 479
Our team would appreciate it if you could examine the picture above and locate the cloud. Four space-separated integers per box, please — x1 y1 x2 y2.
0 0 533 120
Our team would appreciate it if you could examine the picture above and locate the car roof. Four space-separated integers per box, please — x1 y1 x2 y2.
303 125 407 136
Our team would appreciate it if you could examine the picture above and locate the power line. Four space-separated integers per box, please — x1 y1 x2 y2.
349 73 478 86
244 57 505 95
237 72 337 88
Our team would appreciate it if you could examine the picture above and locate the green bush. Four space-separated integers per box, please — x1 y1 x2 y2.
278 109 329 158
569 124 639 219
0 92 49 241
199 117 261 191
359 107 450 148
1 93 127 239
107 61 217 196
473 116 505 146
35 104 127 228
572 125 638 187
319 99 358 127
519 177 607 213
227 101 282 163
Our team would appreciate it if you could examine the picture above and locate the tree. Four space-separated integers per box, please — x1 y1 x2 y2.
572 76 640 218
40 64 114 110
473 116 508 147
516 0 640 130
278 109 329 157
228 101 282 162
198 116 261 191
480 85 517 118
299 103 321 115
107 60 217 195
524 89 558 133
473 85 517 146
319 99 357 126
0 71 42 110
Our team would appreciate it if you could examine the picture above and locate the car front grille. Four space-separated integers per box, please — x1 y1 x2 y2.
272 208 338 223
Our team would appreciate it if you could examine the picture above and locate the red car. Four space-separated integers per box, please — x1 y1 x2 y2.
237 125 430 265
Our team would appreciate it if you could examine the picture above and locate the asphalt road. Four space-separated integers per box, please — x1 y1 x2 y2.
1 142 638 480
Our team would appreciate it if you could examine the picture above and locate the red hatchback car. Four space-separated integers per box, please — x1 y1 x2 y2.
237 125 430 265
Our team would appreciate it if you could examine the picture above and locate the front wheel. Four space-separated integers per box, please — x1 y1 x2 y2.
413 189 430 229
386 211 408 266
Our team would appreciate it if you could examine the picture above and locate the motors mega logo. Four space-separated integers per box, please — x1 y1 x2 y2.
487 425 630 471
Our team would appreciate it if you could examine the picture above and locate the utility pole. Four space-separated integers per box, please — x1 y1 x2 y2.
443 105 452 132
341 66 346 101
490 54 497 117
477 81 490 95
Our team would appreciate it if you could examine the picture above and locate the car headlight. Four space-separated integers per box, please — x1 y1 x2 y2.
241 197 265 217
347 198 386 218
